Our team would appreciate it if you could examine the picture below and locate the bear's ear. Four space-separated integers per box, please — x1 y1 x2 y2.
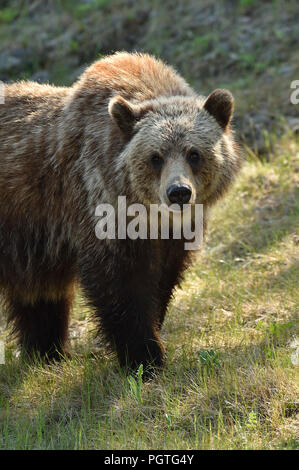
203 89 234 130
108 96 139 136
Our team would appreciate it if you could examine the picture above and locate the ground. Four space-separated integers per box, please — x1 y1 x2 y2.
0 0 298 450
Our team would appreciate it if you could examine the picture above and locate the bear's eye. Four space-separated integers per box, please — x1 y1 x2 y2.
150 153 164 170
187 149 202 167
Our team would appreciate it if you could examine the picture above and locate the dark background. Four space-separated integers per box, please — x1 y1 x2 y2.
0 0 298 154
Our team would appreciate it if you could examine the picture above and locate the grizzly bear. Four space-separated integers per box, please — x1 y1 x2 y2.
0 52 241 373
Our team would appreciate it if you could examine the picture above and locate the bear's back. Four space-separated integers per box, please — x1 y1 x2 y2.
0 82 69 161
75 52 195 103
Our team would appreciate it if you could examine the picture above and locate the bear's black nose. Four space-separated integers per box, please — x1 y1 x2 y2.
167 184 192 206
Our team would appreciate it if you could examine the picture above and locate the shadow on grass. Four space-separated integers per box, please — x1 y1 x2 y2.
0 348 129 448
0 306 297 450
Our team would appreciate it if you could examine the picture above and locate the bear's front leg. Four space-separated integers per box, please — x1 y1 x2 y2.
80 245 165 373
106 301 165 372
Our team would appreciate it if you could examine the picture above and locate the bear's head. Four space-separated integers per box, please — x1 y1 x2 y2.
109 90 241 209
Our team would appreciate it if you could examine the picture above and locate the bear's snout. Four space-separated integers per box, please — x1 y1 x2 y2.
166 184 192 207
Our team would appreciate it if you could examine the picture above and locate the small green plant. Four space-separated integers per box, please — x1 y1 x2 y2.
198 349 221 368
127 363 144 404
246 410 258 429
0 7 18 23
238 53 256 70
165 413 172 428
70 40 79 52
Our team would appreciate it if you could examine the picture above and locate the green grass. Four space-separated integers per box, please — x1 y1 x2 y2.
0 0 298 451
0 7 18 23
0 134 298 450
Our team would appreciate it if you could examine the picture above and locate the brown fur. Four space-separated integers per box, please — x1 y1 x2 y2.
0 52 242 371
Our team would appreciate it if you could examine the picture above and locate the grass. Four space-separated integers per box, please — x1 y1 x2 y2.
0 0 298 450
0 134 298 450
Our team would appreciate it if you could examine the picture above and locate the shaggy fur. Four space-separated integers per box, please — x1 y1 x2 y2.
0 52 242 370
